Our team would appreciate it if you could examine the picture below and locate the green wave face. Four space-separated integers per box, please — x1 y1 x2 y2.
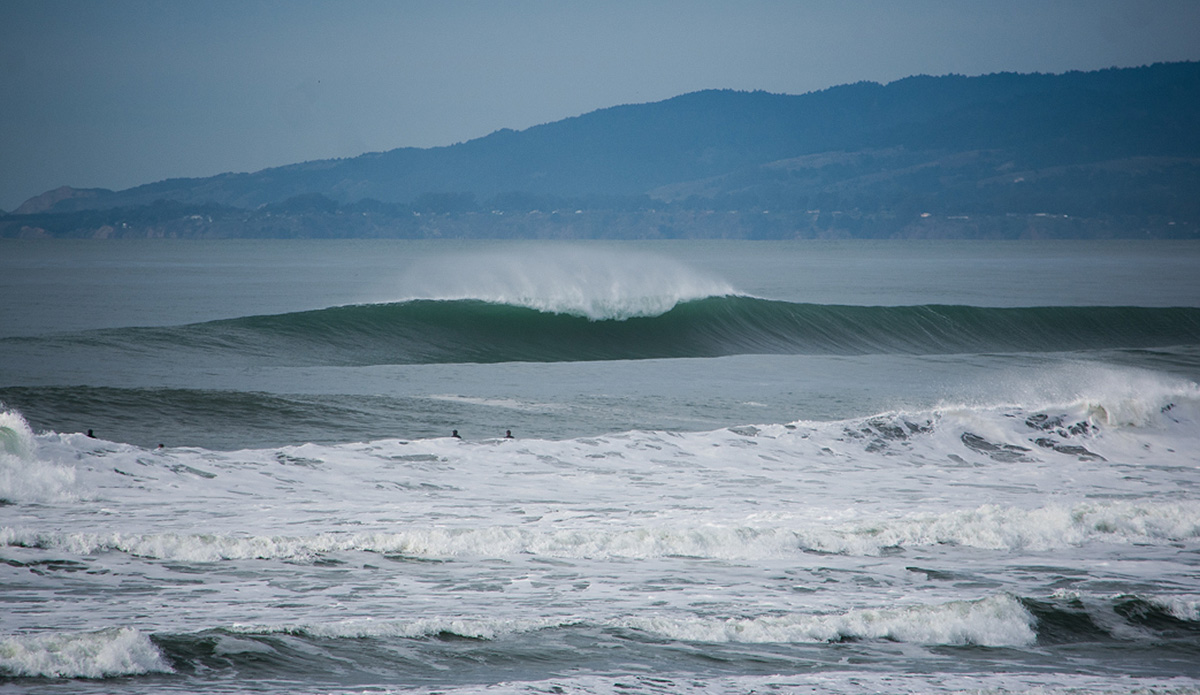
114 298 1200 366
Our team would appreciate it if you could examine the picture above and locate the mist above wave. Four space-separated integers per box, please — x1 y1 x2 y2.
394 247 738 320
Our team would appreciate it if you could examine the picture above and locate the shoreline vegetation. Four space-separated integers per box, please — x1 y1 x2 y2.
5 62 1198 240
1 198 1192 240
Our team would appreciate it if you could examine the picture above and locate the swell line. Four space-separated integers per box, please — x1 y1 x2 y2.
9 298 1200 366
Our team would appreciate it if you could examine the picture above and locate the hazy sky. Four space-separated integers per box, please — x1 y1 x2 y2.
2 0 1199 211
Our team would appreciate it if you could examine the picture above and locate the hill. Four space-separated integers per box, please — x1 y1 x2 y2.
4 62 1199 239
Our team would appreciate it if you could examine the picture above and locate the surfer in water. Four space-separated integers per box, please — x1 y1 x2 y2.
505 430 514 439
452 430 461 439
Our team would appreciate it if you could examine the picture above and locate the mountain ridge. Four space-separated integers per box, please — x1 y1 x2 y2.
5 62 1199 238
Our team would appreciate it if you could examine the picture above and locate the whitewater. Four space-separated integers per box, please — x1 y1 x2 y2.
1 239 1199 694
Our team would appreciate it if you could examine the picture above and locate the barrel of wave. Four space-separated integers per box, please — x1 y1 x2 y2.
0 406 77 504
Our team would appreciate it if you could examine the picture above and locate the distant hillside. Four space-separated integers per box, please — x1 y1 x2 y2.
5 62 1199 239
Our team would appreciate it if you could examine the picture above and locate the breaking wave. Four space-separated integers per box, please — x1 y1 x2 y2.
624 594 1036 646
8 300 1200 367
0 407 76 505
230 594 1036 647
395 247 736 321
5 499 1197 562
0 628 170 679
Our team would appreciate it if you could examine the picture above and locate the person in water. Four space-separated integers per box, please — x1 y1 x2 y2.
452 430 461 439
87 429 95 438
504 430 514 439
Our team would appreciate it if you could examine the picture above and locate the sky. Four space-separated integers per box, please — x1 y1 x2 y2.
2 0 1199 211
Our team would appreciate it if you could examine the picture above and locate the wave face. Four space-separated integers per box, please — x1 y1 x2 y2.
22 299 1200 367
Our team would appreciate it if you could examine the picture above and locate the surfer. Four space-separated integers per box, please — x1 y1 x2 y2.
452 430 461 439
504 430 514 439
87 429 96 438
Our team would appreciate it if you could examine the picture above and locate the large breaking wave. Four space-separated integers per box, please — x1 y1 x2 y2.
13 299 1200 366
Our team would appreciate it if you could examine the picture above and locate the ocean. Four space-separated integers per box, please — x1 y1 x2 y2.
1 238 1199 694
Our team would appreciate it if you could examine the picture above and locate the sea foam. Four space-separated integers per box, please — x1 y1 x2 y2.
0 407 77 504
229 595 1035 647
231 615 567 640
5 500 1196 562
1151 595 1200 622
0 627 171 678
622 594 1036 646
384 672 1200 695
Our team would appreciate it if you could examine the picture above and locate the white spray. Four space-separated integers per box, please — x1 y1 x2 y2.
395 247 737 320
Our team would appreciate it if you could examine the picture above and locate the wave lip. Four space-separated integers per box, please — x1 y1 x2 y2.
0 627 171 679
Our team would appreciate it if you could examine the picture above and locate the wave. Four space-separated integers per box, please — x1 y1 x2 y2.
3 361 1196 457
0 385 441 452
0 627 171 679
337 674 1200 695
8 590 1194 681
228 594 1034 647
624 594 1036 647
230 616 569 641
1 373 1196 503
0 407 77 505
2 369 1196 518
16 299 1200 366
6 499 1197 562
195 592 1200 648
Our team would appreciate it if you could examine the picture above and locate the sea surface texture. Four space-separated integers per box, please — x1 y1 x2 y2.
2 239 1199 694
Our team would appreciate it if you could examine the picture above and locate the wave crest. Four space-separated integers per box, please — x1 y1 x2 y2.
624 594 1036 646
0 407 77 505
396 247 736 320
231 616 566 641
230 595 1036 647
0 627 171 679
5 500 1197 562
